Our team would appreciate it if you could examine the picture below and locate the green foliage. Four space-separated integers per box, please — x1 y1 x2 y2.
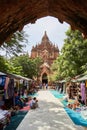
33 57 43 77
0 31 28 57
51 28 87 81
10 54 42 79
0 55 10 72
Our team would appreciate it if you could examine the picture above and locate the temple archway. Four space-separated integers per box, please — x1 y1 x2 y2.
42 73 48 84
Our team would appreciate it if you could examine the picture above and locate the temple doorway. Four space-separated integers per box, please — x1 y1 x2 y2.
42 73 48 84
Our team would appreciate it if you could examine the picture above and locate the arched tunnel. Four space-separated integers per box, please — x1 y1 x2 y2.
0 0 87 45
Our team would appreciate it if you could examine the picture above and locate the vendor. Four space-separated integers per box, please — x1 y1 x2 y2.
30 97 38 109
67 100 80 110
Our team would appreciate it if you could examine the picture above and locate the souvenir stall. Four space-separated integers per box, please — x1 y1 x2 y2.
59 80 66 93
0 72 6 108
77 75 87 106
6 73 32 105
0 72 33 129
4 78 14 109
0 72 11 130
67 82 79 99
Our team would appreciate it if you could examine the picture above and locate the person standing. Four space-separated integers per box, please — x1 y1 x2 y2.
46 83 48 89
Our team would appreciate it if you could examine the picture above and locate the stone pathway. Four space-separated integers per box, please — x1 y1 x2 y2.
17 90 84 130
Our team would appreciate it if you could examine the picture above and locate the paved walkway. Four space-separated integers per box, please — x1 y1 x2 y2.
17 90 84 130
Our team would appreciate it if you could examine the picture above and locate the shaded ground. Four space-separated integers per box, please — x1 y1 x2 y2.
5 111 27 130
16 90 84 130
50 90 87 127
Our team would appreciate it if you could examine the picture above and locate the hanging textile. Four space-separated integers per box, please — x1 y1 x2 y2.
4 77 10 99
86 80 87 88
0 76 6 86
4 77 9 90
0 76 6 96
7 78 14 98
80 82 86 104
5 78 14 108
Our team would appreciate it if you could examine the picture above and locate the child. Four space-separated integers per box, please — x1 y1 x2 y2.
30 97 38 109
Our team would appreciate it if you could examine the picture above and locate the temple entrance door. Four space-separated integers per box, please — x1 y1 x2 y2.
42 73 48 84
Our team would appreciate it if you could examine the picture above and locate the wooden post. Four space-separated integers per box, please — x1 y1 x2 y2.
85 88 87 106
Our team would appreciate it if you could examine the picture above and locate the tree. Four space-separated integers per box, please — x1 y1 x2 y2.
51 28 87 80
33 57 43 78
10 54 42 79
63 29 87 75
0 55 10 72
0 31 28 57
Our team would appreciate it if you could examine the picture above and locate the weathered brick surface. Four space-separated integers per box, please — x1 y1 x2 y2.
0 0 87 45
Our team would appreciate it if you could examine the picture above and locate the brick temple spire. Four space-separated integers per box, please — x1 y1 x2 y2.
30 31 59 84
42 31 49 44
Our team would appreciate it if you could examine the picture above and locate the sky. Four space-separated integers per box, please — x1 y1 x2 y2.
23 16 70 55
1 16 70 57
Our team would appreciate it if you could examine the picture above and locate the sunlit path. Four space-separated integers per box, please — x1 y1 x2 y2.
16 90 84 130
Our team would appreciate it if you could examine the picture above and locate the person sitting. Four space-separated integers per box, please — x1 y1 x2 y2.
67 103 73 109
67 100 80 110
17 98 26 109
29 97 38 109
14 92 20 106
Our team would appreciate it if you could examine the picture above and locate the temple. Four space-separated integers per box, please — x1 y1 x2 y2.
31 31 59 85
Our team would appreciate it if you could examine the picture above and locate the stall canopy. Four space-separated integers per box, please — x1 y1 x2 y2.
6 73 32 81
59 80 66 83
77 75 87 81
0 72 7 76
0 72 32 81
57 74 87 83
